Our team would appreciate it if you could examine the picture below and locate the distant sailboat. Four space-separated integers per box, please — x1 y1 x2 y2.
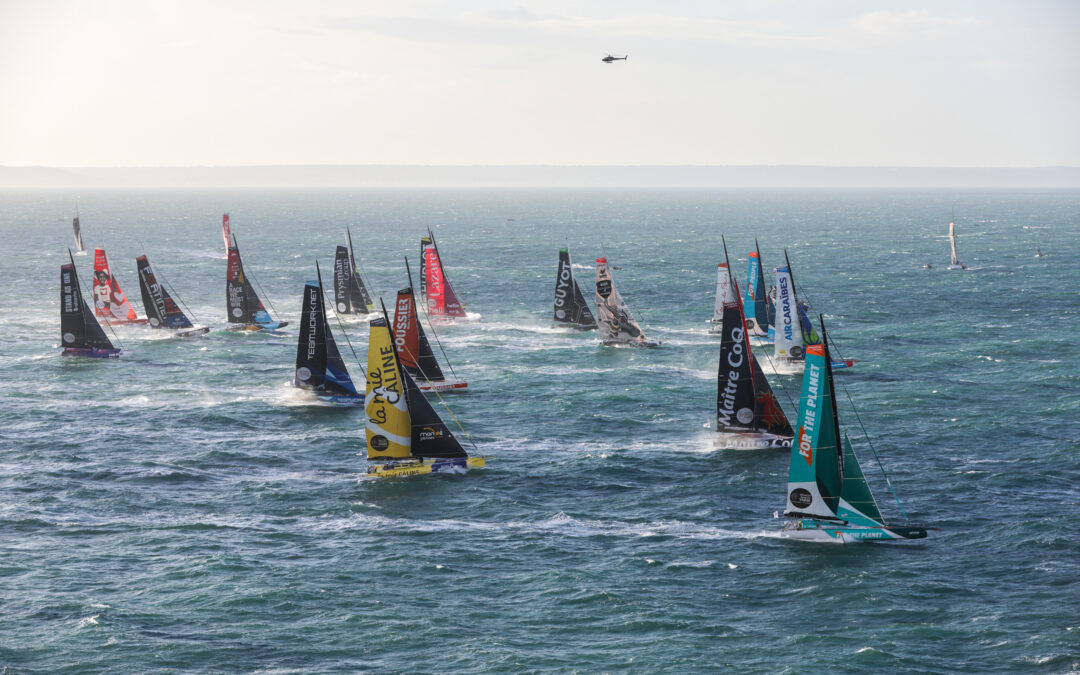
333 228 375 316
392 258 468 392
363 303 486 479
226 235 288 331
294 262 364 405
554 247 598 330
744 240 773 345
72 207 87 256
61 251 120 358
946 214 967 270
594 257 660 347
781 317 929 542
706 262 726 335
420 229 480 323
92 248 148 325
713 240 793 449
135 254 210 337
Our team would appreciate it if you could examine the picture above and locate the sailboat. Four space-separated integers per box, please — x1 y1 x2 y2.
554 247 598 330
781 317 929 542
771 252 853 373
946 213 968 270
135 255 210 337
419 229 481 323
392 259 468 392
72 207 87 256
594 257 660 347
333 227 375 316
226 235 289 331
713 241 794 449
363 303 486 479
743 240 773 344
61 251 121 357
293 262 364 405
92 248 148 325
706 263 726 334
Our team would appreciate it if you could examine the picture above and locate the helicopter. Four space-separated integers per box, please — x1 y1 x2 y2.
601 54 628 63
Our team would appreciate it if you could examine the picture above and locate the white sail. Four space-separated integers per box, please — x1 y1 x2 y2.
711 263 729 324
773 266 804 361
948 220 960 265
595 258 648 343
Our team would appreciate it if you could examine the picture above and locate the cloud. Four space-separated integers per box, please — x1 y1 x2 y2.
854 10 978 37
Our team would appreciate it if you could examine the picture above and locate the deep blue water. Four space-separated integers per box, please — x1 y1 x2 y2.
0 188 1077 673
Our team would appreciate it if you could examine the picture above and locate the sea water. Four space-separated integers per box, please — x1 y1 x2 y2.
0 188 1077 673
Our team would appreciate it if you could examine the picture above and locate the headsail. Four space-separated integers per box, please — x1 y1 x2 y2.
61 256 116 353
295 272 360 397
346 228 374 311
594 258 648 343
785 342 843 519
837 435 885 526
136 255 194 329
554 248 598 329
92 248 140 323
394 285 446 382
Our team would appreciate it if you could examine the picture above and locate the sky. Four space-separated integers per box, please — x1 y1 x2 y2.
1 0 1077 168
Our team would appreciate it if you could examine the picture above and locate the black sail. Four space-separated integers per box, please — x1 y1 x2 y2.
295 281 329 391
136 255 193 329
61 262 114 350
553 248 598 330
346 228 373 311
333 245 355 314
716 301 758 433
404 369 467 458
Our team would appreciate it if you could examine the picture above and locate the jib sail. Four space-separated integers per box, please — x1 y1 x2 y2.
136 255 193 329
554 248 598 329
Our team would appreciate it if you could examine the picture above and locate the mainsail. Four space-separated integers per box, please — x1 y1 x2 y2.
92 248 141 323
744 243 771 337
421 231 468 319
772 265 805 362
948 219 962 266
393 285 446 383
554 248 598 330
708 262 726 331
594 257 650 344
136 255 194 329
784 342 843 519
295 273 361 398
222 213 232 253
226 237 277 327
365 315 467 461
61 254 117 354
715 259 793 444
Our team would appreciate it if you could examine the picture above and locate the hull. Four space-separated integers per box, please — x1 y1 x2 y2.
831 358 856 370
428 312 483 325
946 264 967 270
74 250 88 256
415 378 469 393
102 318 149 326
781 519 928 543
600 338 661 348
770 357 805 375
174 325 211 338
713 431 792 450
305 391 365 406
62 347 121 358
363 456 487 480
707 321 723 335
230 321 289 332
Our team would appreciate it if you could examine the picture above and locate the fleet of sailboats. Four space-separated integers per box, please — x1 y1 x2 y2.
51 213 937 536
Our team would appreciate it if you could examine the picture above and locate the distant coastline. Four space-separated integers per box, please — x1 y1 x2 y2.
2 164 1078 189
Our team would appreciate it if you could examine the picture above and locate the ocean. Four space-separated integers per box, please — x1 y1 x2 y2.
0 188 1077 673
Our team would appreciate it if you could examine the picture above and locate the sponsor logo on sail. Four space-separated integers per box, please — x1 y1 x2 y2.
370 435 389 451
790 488 813 508
418 426 444 442
296 366 312 381
63 332 75 344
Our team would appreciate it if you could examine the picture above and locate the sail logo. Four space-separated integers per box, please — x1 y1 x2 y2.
306 290 319 359
394 296 412 348
797 363 821 464
717 327 747 428
555 262 572 308
418 426 445 441
777 275 794 341
596 278 612 299
790 488 813 508
335 256 350 312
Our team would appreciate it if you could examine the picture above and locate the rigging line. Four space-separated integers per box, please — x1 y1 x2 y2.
834 367 910 521
399 341 478 454
323 285 366 379
153 261 202 325
248 267 282 320
422 309 459 380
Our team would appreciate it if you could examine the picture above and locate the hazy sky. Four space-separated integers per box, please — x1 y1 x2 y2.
1 0 1077 167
